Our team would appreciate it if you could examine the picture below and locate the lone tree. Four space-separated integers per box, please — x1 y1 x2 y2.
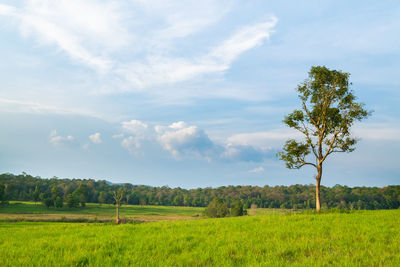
113 188 124 224
278 66 370 212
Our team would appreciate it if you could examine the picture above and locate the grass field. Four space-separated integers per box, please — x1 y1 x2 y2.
0 202 204 222
0 209 399 266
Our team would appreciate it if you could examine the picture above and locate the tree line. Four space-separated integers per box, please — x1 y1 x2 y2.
0 173 399 210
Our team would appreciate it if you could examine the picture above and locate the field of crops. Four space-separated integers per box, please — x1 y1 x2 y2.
1 209 399 266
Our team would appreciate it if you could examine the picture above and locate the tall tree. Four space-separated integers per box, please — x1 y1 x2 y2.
278 66 370 212
113 188 124 224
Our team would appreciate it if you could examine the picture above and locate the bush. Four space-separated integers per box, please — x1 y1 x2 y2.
230 200 247 217
205 198 229 218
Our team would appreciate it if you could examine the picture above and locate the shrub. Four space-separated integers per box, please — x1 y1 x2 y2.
230 200 247 217
205 198 229 218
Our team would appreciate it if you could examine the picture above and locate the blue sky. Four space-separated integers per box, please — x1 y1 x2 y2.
0 0 399 188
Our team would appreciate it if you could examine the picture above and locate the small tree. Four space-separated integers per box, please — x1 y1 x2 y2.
205 198 229 218
231 200 246 217
278 66 370 212
113 188 124 224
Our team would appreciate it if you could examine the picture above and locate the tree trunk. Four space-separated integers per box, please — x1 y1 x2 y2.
316 166 322 212
116 203 120 224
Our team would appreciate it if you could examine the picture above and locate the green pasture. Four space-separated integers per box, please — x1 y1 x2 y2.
0 202 204 222
0 201 203 216
1 209 399 266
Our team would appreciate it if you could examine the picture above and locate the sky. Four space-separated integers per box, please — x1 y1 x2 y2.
0 0 399 188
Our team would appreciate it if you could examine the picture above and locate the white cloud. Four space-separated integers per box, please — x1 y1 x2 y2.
1 1 278 102
49 130 74 146
154 121 273 162
353 123 400 141
121 136 141 153
89 132 102 144
249 166 264 173
221 144 272 162
227 129 302 147
2 0 129 72
121 120 148 134
0 4 16 15
117 16 277 88
155 122 215 158
0 98 105 120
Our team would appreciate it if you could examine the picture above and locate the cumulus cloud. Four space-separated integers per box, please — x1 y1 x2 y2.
119 119 148 151
49 130 74 146
249 166 265 173
154 121 274 162
89 132 102 144
156 122 215 158
121 120 148 134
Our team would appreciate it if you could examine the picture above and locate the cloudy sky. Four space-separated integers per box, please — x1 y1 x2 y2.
0 0 399 188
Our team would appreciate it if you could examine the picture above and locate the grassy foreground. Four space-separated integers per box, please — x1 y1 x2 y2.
1 210 399 266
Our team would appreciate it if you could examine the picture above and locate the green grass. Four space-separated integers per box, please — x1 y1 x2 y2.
1 210 399 266
1 201 203 216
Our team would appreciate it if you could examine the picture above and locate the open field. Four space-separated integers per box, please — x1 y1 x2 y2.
0 202 204 222
1 210 399 266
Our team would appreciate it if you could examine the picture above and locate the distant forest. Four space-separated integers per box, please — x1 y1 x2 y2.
1 173 399 210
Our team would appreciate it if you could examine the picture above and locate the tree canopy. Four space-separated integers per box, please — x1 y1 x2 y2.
278 66 370 211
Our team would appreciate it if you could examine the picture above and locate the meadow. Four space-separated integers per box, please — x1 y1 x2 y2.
0 209 399 266
0 202 204 222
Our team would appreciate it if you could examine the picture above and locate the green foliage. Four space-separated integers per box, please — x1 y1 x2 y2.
230 200 246 217
98 191 106 205
43 198 54 209
205 198 229 218
1 173 400 210
32 186 40 204
0 210 399 266
0 182 5 204
66 194 79 208
278 66 370 169
74 184 88 207
55 196 63 208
